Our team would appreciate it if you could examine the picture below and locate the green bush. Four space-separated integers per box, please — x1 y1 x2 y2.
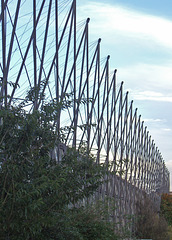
0 97 118 239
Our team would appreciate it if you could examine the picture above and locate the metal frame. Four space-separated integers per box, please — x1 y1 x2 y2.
0 0 170 231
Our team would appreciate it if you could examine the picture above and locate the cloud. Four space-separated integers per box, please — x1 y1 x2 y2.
78 1 172 49
117 62 172 95
143 118 165 123
132 90 172 102
162 128 172 132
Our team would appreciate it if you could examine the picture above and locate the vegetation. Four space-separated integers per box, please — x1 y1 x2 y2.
168 226 172 240
0 94 119 239
135 194 169 240
161 193 172 226
2 90 171 239
161 193 172 240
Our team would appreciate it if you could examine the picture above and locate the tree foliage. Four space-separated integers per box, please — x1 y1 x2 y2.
161 193 172 226
135 194 169 240
0 97 118 239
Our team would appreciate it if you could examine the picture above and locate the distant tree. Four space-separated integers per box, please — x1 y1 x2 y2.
135 194 169 240
161 193 172 226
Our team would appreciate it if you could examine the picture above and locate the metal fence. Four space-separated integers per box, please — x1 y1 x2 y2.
0 0 169 230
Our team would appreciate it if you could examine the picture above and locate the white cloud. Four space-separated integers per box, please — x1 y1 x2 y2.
132 91 172 102
143 118 165 123
118 62 172 95
78 1 172 49
162 128 172 132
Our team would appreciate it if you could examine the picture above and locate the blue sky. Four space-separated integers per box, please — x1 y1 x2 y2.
77 0 172 188
113 0 172 18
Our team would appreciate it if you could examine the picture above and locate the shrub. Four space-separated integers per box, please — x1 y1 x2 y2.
161 193 172 226
0 97 118 239
135 194 169 240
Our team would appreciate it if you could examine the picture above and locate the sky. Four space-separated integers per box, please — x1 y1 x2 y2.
77 0 172 189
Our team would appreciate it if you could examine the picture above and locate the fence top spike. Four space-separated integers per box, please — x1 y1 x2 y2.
98 38 101 43
107 55 110 60
87 18 90 23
